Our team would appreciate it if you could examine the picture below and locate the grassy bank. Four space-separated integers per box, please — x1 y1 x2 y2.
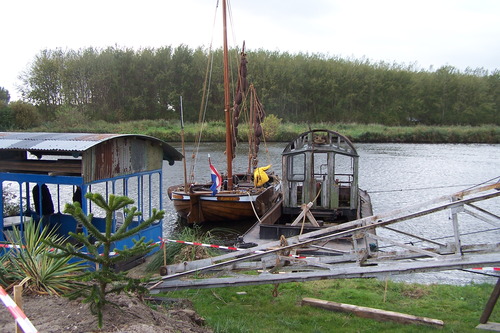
32 119 500 143
160 278 498 333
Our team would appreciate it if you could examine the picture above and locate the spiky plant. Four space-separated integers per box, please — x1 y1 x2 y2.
44 192 164 329
1 220 85 294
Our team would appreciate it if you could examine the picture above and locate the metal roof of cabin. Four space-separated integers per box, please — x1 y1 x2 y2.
0 132 183 183
0 132 183 164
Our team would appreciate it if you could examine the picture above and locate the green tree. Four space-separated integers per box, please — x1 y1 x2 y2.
44 193 164 329
20 49 65 116
0 86 10 105
16 45 500 126
0 103 13 131
10 101 41 129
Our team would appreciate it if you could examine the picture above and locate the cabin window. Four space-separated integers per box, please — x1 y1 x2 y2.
86 172 161 224
334 154 354 186
313 152 328 181
2 181 32 217
287 153 305 181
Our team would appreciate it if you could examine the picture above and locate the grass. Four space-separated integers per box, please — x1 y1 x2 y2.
159 278 499 333
29 119 500 143
145 224 226 272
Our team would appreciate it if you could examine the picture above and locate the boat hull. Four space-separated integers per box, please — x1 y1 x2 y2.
168 182 281 224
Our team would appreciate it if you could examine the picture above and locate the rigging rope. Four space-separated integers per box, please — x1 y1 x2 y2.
188 0 249 182
370 177 500 194
188 1 221 184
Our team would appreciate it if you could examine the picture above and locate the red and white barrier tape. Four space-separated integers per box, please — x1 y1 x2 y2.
159 238 309 259
472 267 500 271
0 243 22 249
4 239 499 264
159 238 256 252
0 287 38 333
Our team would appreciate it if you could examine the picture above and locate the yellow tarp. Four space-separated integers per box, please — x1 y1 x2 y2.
254 165 271 187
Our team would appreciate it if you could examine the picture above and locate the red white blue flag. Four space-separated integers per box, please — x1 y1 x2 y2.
209 154 222 196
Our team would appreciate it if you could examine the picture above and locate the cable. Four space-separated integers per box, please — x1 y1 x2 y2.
370 177 500 194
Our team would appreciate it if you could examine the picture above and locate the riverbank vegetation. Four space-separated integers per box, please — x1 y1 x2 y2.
1 45 499 129
26 117 500 143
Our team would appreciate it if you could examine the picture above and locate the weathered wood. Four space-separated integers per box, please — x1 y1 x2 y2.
480 278 500 324
477 322 500 332
149 252 500 292
290 202 320 227
14 285 23 333
156 191 500 277
0 159 82 174
301 297 444 327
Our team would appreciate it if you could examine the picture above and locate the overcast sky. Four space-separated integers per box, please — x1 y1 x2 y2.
2 0 499 101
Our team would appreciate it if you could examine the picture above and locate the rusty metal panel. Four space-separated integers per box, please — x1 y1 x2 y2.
82 137 163 183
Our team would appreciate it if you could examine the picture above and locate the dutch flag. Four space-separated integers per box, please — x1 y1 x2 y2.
209 154 222 196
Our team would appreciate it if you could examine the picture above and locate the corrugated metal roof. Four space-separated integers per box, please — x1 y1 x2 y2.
0 132 124 152
0 132 183 163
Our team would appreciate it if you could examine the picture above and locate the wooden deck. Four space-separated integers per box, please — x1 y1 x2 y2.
149 184 500 291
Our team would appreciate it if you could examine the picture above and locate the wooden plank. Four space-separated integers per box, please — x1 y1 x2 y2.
14 285 23 333
477 322 500 332
0 160 81 174
480 278 500 324
149 252 500 292
301 297 444 327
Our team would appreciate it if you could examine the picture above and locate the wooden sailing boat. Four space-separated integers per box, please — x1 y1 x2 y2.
167 0 281 224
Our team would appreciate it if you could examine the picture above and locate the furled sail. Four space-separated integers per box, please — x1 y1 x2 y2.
249 85 266 169
232 44 248 160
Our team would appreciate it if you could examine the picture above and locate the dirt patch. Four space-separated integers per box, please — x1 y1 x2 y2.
0 292 213 333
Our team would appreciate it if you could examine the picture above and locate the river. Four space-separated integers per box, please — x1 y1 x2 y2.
162 142 500 285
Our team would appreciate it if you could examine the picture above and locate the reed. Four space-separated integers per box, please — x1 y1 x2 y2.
31 120 499 144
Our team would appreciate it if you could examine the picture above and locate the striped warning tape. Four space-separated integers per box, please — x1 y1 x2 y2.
0 243 22 249
158 238 309 259
4 238 498 266
2 237 310 259
0 286 38 333
159 238 254 252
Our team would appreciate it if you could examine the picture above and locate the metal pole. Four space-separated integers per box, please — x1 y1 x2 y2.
222 0 233 190
180 96 188 192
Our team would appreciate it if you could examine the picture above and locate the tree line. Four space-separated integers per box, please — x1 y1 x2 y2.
2 45 499 128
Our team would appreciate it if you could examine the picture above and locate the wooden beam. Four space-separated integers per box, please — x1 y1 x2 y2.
480 278 500 324
0 160 81 174
477 322 500 332
302 297 444 327
149 252 500 292
14 285 23 333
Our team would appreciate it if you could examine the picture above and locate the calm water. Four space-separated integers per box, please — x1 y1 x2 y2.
162 142 500 285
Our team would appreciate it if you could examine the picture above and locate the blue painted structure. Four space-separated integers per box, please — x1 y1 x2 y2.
0 132 183 260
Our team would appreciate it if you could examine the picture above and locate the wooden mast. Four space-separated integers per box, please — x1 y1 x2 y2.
222 0 233 190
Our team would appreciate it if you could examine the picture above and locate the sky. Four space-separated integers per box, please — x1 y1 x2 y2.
2 0 499 101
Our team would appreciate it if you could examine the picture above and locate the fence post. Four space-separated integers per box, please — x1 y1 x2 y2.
14 285 23 333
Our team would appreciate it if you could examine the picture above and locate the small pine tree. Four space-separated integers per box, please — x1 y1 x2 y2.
44 192 164 328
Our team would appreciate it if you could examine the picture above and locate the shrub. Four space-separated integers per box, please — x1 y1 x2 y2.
10 101 42 129
262 113 282 141
1 220 85 294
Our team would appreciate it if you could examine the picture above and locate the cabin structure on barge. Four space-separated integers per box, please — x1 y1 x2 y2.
0 132 182 262
247 129 373 241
